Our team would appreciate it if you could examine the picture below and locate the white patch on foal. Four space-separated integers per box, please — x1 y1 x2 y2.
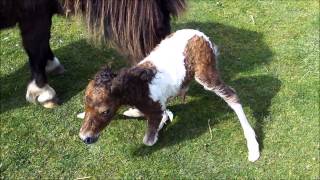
139 29 212 109
158 110 173 131
165 109 174 122
26 80 56 104
123 108 144 118
77 112 86 119
228 103 260 162
143 110 174 146
195 76 260 162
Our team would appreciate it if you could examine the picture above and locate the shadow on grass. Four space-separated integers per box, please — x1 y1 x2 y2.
0 39 126 113
132 22 281 156
133 75 281 156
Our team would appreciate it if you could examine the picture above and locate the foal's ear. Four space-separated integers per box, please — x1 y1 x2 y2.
95 66 117 86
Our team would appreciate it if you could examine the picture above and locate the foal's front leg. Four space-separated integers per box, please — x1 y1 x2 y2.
143 111 169 146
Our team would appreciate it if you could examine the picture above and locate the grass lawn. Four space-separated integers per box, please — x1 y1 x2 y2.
1 0 319 179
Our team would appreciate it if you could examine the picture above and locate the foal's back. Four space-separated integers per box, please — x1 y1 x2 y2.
138 29 215 106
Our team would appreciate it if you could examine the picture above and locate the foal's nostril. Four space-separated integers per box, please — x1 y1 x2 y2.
83 137 97 144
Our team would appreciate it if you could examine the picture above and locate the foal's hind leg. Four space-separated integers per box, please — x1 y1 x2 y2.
19 15 59 108
195 68 260 162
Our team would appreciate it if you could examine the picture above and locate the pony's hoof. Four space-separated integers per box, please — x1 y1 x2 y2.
42 99 59 109
26 80 58 108
46 57 65 75
48 65 65 75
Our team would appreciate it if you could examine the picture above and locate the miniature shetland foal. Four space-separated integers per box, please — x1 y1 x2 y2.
79 29 260 162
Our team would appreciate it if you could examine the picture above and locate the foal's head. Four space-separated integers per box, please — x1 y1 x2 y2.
79 68 119 144
79 65 156 144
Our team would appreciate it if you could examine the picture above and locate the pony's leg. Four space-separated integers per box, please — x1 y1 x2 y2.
195 69 260 162
45 48 65 75
19 15 58 108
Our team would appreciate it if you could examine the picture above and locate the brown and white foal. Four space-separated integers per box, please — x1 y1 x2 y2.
79 29 260 162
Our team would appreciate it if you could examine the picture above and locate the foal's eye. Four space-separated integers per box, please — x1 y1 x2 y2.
102 109 111 116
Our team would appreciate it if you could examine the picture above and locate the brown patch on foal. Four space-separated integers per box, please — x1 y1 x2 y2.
183 35 239 103
137 61 156 69
80 64 164 144
80 69 120 138
114 63 163 118
183 36 219 85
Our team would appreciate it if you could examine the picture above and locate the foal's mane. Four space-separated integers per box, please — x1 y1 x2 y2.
109 67 156 103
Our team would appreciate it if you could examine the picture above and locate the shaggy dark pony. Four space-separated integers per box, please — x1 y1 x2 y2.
0 0 186 108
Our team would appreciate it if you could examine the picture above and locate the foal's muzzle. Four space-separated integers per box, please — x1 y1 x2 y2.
79 132 99 144
83 136 98 144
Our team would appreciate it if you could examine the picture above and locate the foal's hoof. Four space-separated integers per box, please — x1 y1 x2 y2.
248 151 260 162
143 132 158 146
248 140 260 162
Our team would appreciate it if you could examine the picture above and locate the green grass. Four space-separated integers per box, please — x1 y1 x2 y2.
1 0 319 179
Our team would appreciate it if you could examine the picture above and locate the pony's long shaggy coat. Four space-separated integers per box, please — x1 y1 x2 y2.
63 0 186 63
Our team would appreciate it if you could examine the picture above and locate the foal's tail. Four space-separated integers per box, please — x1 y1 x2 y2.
62 0 187 63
